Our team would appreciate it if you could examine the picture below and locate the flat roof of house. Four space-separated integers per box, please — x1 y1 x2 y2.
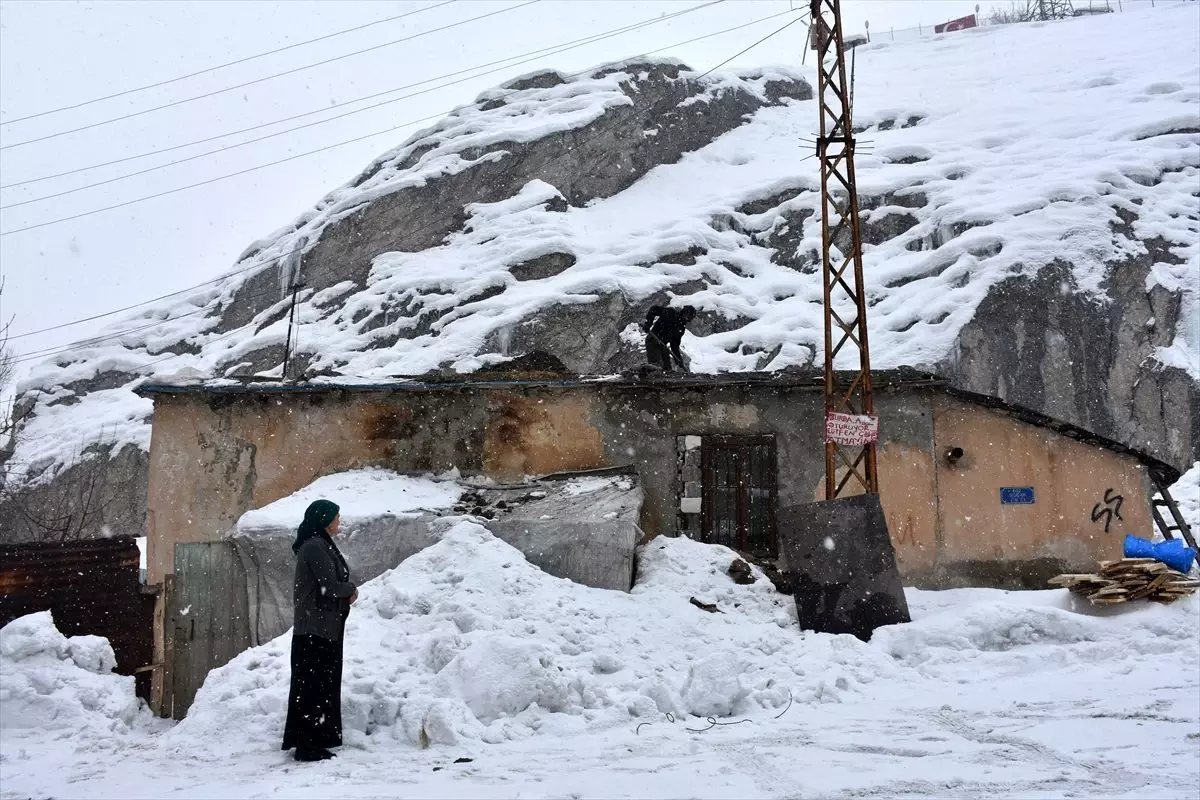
135 368 1179 484
137 368 940 395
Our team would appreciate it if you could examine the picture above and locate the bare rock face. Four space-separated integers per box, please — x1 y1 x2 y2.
942 254 1198 472
214 63 813 339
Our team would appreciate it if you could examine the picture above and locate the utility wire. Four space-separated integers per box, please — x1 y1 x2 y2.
695 14 807 79
6 4 804 359
10 306 215 363
3 0 722 191
10 277 294 363
0 0 724 204
0 0 539 151
0 6 799 237
0 1 457 126
5 259 273 340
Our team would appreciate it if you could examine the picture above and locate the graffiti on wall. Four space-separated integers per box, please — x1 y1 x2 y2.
1091 488 1124 533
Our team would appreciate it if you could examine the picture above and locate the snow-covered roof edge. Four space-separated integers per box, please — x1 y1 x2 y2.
133 370 1181 484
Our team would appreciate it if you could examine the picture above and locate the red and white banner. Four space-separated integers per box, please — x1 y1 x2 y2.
825 412 880 446
934 14 977 34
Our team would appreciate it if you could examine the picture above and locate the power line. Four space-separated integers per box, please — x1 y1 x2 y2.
10 276 295 363
10 306 215 364
0 0 540 151
0 0 725 205
2 0 721 190
0 1 457 126
695 14 807 79
5 257 278 339
28 3 803 376
0 6 799 237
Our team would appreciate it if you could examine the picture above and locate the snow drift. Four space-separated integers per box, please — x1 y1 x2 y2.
167 520 1200 758
169 522 883 753
0 611 154 738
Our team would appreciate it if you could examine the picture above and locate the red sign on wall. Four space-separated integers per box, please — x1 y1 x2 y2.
935 13 978 34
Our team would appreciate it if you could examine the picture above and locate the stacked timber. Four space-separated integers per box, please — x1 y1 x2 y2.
1049 558 1200 605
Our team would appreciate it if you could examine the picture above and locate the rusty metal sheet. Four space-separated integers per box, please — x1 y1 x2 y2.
0 536 153 697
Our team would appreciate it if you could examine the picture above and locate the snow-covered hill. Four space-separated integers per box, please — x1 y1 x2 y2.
4 6 1198 536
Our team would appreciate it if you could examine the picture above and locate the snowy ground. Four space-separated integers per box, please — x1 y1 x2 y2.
3 523 1198 800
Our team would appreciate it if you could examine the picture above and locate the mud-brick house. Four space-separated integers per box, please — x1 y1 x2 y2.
136 367 1182 714
137 366 1178 580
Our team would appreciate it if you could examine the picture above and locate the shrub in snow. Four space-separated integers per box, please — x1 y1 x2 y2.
0 611 151 737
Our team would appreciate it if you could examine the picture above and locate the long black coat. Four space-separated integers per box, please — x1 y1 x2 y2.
292 534 356 643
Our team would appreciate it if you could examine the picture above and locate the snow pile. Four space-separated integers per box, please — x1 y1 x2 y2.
171 522 896 754
880 589 1200 672
236 468 462 533
1172 461 1200 533
0 611 152 738
10 5 1199 488
173 521 1200 759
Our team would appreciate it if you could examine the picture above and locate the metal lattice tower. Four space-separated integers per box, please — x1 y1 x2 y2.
1033 0 1075 20
809 0 878 499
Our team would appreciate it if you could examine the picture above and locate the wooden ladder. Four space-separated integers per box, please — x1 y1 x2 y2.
1150 481 1197 550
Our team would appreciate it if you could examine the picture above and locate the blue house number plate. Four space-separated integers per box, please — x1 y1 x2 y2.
1000 487 1035 505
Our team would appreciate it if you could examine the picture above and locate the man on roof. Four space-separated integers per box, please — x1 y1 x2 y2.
643 304 697 373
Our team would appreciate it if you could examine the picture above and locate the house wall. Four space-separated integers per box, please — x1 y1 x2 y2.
930 394 1153 587
146 385 1156 586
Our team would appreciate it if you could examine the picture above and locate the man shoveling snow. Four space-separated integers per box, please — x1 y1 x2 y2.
643 304 697 373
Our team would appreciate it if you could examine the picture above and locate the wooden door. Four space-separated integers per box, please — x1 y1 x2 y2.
167 542 250 719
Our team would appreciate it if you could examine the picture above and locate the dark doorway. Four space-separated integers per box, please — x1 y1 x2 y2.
700 435 778 558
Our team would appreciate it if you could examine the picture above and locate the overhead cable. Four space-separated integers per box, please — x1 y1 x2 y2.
5 1 806 368
0 1 456 126
0 6 800 237
0 0 725 204
0 0 539 150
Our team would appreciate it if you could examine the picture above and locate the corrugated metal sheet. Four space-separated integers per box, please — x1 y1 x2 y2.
0 536 154 698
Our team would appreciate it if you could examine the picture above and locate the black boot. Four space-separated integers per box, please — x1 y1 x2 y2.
295 747 336 762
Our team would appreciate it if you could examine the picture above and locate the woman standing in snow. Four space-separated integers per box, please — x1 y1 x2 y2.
282 499 358 762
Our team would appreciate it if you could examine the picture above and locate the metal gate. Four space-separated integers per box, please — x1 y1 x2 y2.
165 541 250 720
701 435 778 558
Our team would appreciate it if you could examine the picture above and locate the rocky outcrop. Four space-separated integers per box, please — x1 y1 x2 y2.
942 252 1198 472
214 63 813 342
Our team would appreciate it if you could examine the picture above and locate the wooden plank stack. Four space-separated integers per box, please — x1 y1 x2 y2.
1049 558 1200 605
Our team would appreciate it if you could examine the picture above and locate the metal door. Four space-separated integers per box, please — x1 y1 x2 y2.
701 435 778 558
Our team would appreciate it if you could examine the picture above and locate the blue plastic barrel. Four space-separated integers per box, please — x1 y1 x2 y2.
1123 534 1196 573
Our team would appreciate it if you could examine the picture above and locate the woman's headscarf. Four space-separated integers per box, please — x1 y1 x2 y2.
293 499 340 553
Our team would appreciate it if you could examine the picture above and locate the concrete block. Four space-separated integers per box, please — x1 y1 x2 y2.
683 435 703 451
680 497 702 514
684 481 702 498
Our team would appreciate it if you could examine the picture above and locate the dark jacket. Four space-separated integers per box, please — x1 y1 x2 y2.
293 534 356 643
645 305 692 365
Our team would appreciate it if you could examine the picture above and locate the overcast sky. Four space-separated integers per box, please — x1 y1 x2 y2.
0 0 1161 384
